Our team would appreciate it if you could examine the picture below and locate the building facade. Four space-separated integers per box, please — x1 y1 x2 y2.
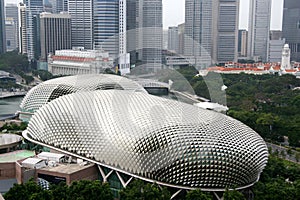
184 0 212 59
247 0 272 62
214 0 239 63
168 26 179 53
5 4 19 52
18 3 27 55
178 23 185 55
268 38 285 63
0 0 6 54
48 48 113 75
24 0 44 60
283 0 300 62
47 0 68 13
126 0 137 64
5 18 18 52
184 0 238 67
93 0 119 58
238 30 248 57
136 0 163 71
68 0 93 50
40 12 72 61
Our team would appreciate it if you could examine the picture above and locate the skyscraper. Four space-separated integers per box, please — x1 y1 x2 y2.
40 12 72 61
5 4 19 51
93 0 119 58
178 23 185 55
168 26 179 53
184 0 238 67
136 0 163 71
68 0 93 50
18 3 27 55
5 18 18 52
47 0 68 13
0 0 6 54
24 0 44 60
247 0 272 62
238 30 248 57
283 0 300 62
184 0 212 59
213 0 239 63
126 0 137 64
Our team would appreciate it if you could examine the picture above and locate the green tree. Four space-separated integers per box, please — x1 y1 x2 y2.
4 179 45 200
120 180 171 200
185 189 212 200
223 188 246 200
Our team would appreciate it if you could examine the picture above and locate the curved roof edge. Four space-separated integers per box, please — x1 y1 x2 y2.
22 130 260 191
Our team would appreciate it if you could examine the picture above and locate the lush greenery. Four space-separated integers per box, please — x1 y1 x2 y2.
252 154 300 200
32 70 53 81
171 68 300 147
0 51 29 73
120 180 171 200
4 179 113 200
0 122 27 132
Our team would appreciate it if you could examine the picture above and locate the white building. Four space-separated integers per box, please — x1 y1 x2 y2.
247 0 272 62
22 158 46 169
48 48 113 75
281 44 292 70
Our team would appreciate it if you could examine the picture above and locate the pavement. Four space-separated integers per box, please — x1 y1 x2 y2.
267 142 300 164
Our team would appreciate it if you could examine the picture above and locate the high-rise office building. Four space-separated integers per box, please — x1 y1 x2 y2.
238 30 248 57
0 0 6 54
40 12 72 61
68 0 93 50
5 4 18 21
5 4 19 51
47 0 68 13
93 0 119 58
184 0 238 67
178 23 185 55
184 0 212 59
247 0 272 62
93 0 129 74
5 18 18 52
18 3 27 55
136 0 163 71
24 0 44 60
168 26 179 53
126 0 137 64
283 0 300 62
214 0 239 63
268 38 285 63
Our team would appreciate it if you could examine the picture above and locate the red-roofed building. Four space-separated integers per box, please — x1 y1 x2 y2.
48 48 113 75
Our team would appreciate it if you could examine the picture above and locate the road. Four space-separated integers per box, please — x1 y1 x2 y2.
267 142 299 164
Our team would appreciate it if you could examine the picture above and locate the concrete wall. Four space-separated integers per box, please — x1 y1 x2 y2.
0 163 15 180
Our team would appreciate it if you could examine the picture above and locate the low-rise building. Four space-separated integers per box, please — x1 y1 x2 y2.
48 48 113 75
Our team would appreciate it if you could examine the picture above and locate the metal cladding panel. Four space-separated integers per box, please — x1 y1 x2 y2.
26 90 268 189
20 74 147 113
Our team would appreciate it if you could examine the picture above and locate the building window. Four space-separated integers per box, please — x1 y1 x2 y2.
298 20 300 29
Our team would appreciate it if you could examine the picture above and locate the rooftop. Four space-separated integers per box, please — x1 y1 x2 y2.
0 150 35 163
37 163 95 174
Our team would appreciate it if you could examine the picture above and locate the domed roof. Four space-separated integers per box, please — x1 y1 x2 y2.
20 74 146 114
23 90 268 190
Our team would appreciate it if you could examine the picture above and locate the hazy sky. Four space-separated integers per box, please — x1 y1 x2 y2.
6 0 284 30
